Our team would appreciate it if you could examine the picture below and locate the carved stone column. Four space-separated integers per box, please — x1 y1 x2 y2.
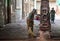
40 0 51 31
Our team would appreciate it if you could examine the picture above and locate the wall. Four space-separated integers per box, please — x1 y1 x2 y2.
11 0 16 23
15 0 22 22
0 0 5 27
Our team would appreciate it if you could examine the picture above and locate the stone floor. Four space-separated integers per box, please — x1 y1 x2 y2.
0 19 60 41
0 20 40 40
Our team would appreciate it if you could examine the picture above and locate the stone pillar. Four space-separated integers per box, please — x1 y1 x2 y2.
7 0 11 23
10 0 16 23
15 0 22 22
34 0 36 9
0 0 5 27
22 0 25 19
39 0 51 40
40 0 50 31
4 0 7 24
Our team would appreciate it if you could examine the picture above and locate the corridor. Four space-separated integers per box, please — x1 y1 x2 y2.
0 0 60 41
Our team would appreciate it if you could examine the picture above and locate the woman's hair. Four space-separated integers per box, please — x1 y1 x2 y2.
52 8 54 9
